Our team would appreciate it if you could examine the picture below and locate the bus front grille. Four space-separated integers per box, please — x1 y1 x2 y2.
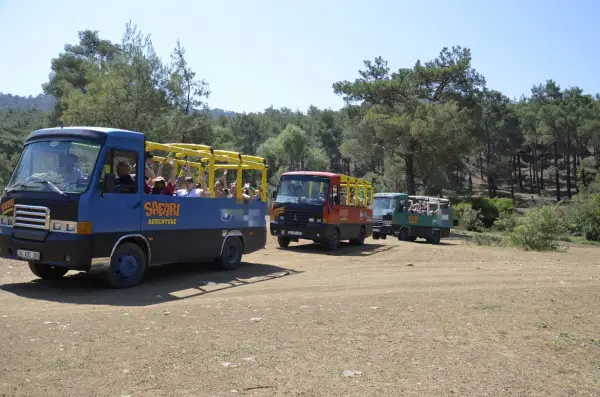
13 205 51 231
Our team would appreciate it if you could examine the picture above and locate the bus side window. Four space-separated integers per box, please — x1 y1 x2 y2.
99 149 139 194
398 199 407 212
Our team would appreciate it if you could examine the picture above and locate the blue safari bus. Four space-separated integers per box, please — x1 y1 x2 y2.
0 127 268 288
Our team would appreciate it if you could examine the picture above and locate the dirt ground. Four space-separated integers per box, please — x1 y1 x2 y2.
0 234 599 397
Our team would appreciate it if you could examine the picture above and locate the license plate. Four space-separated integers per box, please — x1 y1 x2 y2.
287 231 302 236
373 228 380 232
17 249 40 261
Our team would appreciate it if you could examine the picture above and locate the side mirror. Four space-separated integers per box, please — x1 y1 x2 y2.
334 195 340 205
271 190 277 201
104 174 116 193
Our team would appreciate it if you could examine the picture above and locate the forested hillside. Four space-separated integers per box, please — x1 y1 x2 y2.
2 22 600 207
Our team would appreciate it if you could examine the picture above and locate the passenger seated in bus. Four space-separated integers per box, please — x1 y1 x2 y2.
229 182 260 201
115 161 136 193
144 152 156 181
116 162 135 186
214 170 230 198
148 176 175 195
175 176 202 197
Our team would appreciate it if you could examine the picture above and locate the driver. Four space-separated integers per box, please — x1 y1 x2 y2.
62 153 84 184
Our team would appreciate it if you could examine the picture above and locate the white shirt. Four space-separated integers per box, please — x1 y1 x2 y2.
175 188 201 197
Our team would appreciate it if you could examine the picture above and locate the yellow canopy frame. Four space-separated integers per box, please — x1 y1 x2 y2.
339 174 374 206
146 141 268 201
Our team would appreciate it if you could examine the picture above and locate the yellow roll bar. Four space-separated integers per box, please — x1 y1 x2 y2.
145 141 268 201
339 174 374 206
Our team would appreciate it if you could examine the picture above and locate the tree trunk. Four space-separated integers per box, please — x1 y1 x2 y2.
468 171 473 195
539 151 544 190
572 140 578 194
554 141 561 201
486 140 494 198
479 150 484 180
405 153 416 195
509 155 515 200
517 153 523 190
528 161 532 190
566 133 572 198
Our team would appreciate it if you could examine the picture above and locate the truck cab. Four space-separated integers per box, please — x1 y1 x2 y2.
269 171 373 251
372 192 456 244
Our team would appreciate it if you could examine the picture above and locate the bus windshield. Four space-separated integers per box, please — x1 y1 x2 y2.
276 176 330 205
6 140 101 194
373 197 398 216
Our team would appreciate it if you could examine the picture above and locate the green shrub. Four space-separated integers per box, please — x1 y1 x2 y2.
471 233 506 246
508 206 563 251
452 202 472 221
461 197 514 228
493 212 518 232
562 193 600 241
462 207 484 232
489 197 514 215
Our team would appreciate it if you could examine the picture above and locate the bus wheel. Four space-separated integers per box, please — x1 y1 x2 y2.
323 229 340 251
428 230 441 245
372 232 380 240
106 242 147 288
28 263 69 280
398 228 409 241
278 237 291 248
350 227 366 245
219 237 243 270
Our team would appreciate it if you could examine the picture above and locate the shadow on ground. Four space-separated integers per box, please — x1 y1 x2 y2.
0 262 300 307
279 242 395 256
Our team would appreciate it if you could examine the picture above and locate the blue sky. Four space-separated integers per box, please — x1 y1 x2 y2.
0 0 598 113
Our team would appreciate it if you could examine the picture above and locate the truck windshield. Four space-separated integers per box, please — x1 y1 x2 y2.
6 140 101 194
276 176 330 205
373 197 397 216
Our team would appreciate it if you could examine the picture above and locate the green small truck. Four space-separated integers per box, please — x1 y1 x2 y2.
372 193 457 244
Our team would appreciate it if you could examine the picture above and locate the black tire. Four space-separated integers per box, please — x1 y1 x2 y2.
350 227 366 246
28 262 69 280
278 237 291 248
381 234 387 240
219 237 244 270
323 229 340 251
372 232 380 240
429 230 441 245
409 236 417 242
398 228 409 241
105 242 147 288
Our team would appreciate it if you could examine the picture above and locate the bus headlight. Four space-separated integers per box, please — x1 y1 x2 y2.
309 218 314 222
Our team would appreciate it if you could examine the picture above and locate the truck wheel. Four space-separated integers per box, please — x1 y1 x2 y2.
428 230 441 245
105 242 147 288
350 227 366 245
28 263 69 280
372 232 380 240
398 228 409 241
278 237 291 248
219 237 244 270
409 236 417 242
381 234 387 240
322 229 340 251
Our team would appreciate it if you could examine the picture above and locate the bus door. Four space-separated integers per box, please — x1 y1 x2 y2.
327 182 340 225
91 147 143 257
